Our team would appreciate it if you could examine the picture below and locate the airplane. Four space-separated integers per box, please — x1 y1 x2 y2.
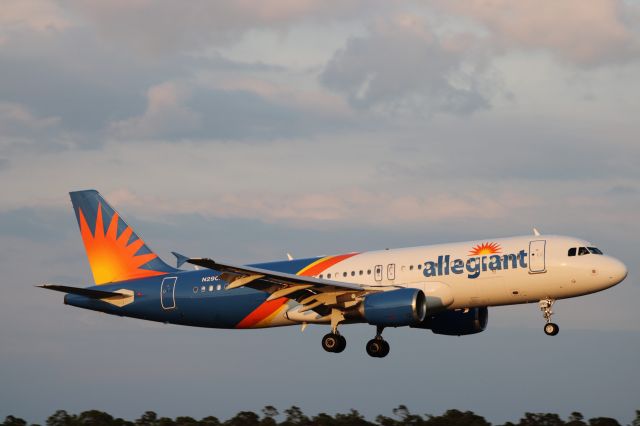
40 190 628 358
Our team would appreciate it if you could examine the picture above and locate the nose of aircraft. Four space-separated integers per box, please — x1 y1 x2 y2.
604 256 628 285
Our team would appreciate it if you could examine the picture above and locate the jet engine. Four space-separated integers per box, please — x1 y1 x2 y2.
360 288 427 327
412 307 488 336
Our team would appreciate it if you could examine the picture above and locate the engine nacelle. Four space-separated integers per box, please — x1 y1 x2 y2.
360 288 427 327
412 307 488 336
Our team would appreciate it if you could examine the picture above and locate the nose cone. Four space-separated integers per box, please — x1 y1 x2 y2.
605 257 628 286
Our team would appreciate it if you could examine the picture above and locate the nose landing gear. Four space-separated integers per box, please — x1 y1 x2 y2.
539 298 559 336
366 326 390 358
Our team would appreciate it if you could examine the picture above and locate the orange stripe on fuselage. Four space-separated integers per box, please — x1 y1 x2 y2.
235 297 288 329
297 252 359 276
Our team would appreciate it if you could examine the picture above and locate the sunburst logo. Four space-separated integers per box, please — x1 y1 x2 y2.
468 242 502 256
78 202 166 285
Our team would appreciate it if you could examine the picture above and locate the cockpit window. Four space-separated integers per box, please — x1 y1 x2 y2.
568 248 576 256
578 247 590 256
588 247 603 255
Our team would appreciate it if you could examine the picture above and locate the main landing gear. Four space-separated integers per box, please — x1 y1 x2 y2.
321 332 346 353
366 326 390 358
320 325 391 357
539 298 559 336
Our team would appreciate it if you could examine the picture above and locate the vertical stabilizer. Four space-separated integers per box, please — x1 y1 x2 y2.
69 190 178 285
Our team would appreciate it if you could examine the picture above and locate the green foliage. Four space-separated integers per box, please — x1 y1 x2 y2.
515 412 565 426
2 415 27 426
587 418 620 426
5 406 639 426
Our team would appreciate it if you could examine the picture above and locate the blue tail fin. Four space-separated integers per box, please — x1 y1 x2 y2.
69 190 178 285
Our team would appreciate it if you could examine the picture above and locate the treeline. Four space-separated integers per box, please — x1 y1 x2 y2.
3 406 640 426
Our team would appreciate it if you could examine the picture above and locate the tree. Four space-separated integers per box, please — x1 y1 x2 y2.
2 416 27 426
587 418 620 426
136 411 158 426
391 405 424 425
516 412 565 426
175 416 199 425
224 411 260 426
261 406 279 426
201 416 221 426
46 410 77 426
77 410 117 425
631 410 640 426
281 406 310 426
333 409 374 426
426 409 491 426
566 412 586 426
309 413 336 426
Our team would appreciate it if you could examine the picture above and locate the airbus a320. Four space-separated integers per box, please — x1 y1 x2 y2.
40 190 628 358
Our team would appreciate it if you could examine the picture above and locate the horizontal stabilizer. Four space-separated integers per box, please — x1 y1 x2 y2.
38 284 135 307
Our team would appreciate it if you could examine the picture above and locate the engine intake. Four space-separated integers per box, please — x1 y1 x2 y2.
412 307 488 336
360 288 427 327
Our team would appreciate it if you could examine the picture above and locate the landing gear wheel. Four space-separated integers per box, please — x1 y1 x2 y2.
322 333 346 353
366 338 390 358
544 322 559 336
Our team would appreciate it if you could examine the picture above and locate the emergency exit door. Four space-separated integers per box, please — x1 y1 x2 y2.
529 240 546 273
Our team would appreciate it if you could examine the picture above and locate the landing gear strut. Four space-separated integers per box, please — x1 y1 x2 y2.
539 298 559 336
366 326 390 358
322 309 347 353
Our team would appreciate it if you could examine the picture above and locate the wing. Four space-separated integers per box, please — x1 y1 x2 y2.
188 258 372 315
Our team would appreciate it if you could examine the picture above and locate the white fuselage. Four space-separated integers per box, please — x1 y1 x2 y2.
297 235 626 312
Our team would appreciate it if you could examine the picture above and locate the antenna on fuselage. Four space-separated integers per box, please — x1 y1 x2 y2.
287 253 294 261
533 227 541 236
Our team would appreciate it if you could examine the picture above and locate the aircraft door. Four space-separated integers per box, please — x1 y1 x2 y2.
374 265 383 282
529 240 546 273
161 277 177 309
387 264 396 280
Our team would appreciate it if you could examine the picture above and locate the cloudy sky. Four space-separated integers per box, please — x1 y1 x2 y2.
1 0 640 423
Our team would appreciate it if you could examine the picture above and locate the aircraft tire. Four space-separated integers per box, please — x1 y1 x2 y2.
366 338 389 358
322 333 343 353
544 322 559 336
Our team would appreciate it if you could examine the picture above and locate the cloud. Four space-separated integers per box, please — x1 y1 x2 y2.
320 16 494 115
103 187 535 229
440 0 640 67
110 78 354 141
66 0 366 55
0 0 70 34
0 102 63 152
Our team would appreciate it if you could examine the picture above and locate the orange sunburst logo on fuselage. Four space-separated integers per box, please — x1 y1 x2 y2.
468 242 502 256
78 202 165 285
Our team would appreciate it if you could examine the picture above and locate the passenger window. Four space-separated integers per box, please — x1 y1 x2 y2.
568 248 576 256
588 247 603 255
319 274 323 279
417 264 422 270
359 270 363 276
343 272 347 277
367 269 371 275
327 273 331 279
351 271 355 276
410 265 414 270
578 247 589 256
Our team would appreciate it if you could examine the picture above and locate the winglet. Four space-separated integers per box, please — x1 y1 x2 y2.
172 252 190 268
